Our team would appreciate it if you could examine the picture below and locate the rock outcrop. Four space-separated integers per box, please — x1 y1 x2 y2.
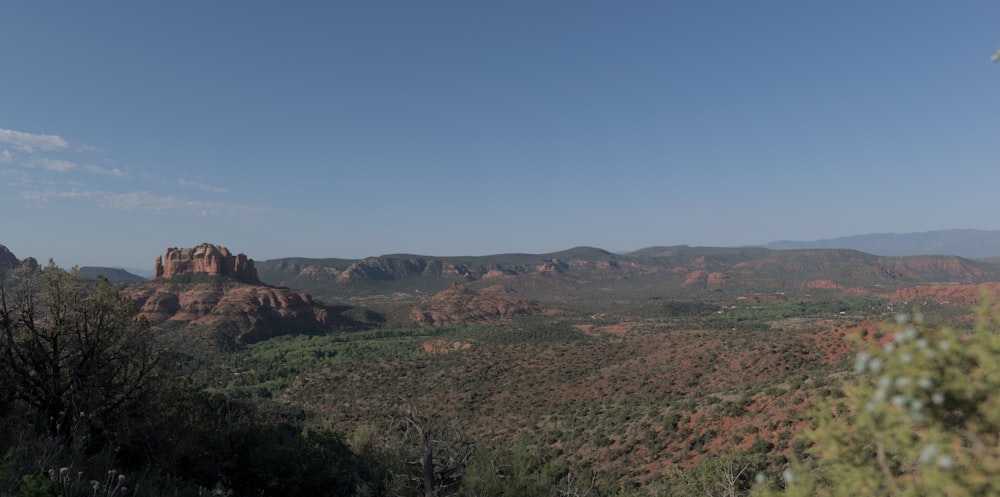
155 243 259 284
410 283 549 327
130 244 381 344
128 281 368 343
0 244 18 270
0 244 39 274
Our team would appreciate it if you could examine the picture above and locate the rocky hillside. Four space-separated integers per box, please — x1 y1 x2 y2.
257 246 1000 304
409 283 550 327
127 244 381 344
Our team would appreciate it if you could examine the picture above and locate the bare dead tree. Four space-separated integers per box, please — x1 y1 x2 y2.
557 470 598 497
392 398 475 497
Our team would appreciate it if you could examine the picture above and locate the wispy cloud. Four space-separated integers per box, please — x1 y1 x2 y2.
178 178 228 193
25 158 78 172
5 127 261 219
0 128 70 153
84 164 127 178
18 189 269 215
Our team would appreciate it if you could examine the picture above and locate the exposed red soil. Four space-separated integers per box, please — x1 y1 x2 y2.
410 283 549 327
887 282 1000 306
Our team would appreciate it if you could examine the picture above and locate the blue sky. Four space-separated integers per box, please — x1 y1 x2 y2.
2 1 998 271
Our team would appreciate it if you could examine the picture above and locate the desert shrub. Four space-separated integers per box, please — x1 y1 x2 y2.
763 304 1000 496
459 436 577 497
649 450 765 497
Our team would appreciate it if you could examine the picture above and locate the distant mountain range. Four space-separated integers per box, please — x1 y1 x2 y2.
77 266 148 282
6 237 1000 337
761 229 1000 259
8 229 1000 290
256 245 1000 305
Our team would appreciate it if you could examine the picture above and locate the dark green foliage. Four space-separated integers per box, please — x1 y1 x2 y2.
0 264 159 454
210 327 452 399
0 265 364 497
472 319 586 345
657 300 721 317
222 424 357 496
459 437 581 497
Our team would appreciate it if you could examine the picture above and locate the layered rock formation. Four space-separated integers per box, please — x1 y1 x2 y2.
128 281 363 343
155 243 259 284
410 283 549 327
130 244 379 343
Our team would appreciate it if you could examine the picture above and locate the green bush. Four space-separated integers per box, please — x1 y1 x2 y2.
764 304 1000 496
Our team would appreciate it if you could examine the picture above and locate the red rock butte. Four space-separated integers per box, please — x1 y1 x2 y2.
155 243 260 284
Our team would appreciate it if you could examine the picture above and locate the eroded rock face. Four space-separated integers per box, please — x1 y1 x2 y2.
128 279 380 343
155 243 259 284
128 244 381 344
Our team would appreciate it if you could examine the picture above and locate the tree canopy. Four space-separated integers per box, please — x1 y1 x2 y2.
0 263 159 450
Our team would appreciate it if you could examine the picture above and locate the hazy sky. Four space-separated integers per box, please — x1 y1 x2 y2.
2 2 999 270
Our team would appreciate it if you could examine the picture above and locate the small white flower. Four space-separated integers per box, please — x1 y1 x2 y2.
918 444 937 464
854 352 871 373
782 468 796 484
873 388 887 403
869 358 884 373
879 375 893 389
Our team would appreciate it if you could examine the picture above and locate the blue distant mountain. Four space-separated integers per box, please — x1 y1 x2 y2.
762 229 1000 259
77 266 148 282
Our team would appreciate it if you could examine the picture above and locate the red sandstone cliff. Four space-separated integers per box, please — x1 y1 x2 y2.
155 243 259 284
130 244 379 343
